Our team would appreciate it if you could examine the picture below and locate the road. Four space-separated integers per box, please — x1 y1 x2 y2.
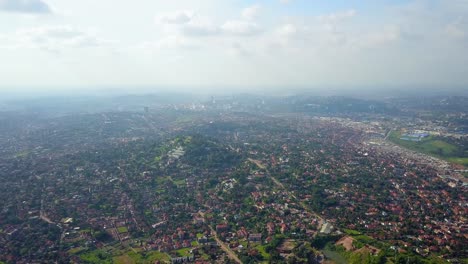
40 199 55 224
384 128 394 141
198 211 242 264
209 225 243 264
248 158 323 222
250 158 287 189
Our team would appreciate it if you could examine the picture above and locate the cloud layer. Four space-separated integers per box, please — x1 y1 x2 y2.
1 25 113 53
0 0 467 88
0 0 51 13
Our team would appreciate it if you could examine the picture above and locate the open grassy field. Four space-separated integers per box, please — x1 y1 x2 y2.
322 248 348 264
255 244 271 260
389 131 468 166
78 247 170 264
447 157 468 166
117 226 128 233
175 248 192 257
80 249 113 264
113 250 170 264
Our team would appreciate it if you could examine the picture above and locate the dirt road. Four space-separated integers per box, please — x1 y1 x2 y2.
209 226 243 264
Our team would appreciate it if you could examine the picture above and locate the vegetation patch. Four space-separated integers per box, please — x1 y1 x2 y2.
172 178 186 186
113 250 170 264
174 248 192 257
117 226 128 233
343 229 362 236
80 249 113 264
255 244 271 260
68 247 85 255
389 131 467 166
447 157 468 166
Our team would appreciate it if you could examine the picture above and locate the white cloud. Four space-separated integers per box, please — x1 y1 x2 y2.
445 18 466 39
310 9 357 46
0 0 51 13
8 25 113 52
182 21 220 36
357 26 401 48
155 10 221 36
155 8 263 37
0 34 14 49
156 35 197 49
221 20 261 36
242 5 261 20
270 11 402 54
445 24 465 38
276 24 298 37
317 9 356 25
155 10 194 25
229 42 251 57
139 35 198 52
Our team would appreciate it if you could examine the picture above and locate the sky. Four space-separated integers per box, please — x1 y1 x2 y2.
0 0 467 93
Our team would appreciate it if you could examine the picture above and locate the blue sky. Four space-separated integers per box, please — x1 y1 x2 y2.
0 0 467 92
